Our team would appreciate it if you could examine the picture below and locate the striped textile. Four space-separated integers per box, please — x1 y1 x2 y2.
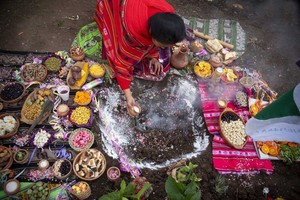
213 135 274 174
198 82 273 174
198 82 250 134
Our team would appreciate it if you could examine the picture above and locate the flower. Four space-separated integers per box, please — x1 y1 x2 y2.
33 129 51 148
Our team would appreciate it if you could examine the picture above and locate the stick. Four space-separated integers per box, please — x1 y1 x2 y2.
193 30 235 50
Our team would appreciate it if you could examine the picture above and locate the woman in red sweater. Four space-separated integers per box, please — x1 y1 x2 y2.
94 0 186 115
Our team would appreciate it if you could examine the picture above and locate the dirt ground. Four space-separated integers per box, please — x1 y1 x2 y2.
0 0 300 200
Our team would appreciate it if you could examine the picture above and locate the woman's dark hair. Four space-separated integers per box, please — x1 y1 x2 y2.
149 12 186 45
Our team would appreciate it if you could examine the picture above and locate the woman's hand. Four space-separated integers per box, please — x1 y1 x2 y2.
149 58 163 76
124 89 136 115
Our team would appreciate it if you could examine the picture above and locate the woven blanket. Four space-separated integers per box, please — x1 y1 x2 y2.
198 82 274 174
213 135 273 174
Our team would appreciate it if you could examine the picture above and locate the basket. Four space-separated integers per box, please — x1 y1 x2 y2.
107 166 121 182
13 149 29 164
70 181 91 200
20 90 54 125
0 82 27 104
0 113 20 139
52 159 72 180
21 64 48 82
0 146 13 172
73 148 106 181
42 53 65 72
194 61 213 80
69 128 94 152
218 108 247 149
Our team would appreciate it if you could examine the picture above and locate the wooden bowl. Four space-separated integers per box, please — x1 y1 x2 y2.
3 179 20 195
70 181 91 200
70 47 85 61
20 89 54 125
0 146 13 172
0 113 20 139
89 64 106 78
73 91 92 106
21 64 48 82
0 82 27 104
73 148 106 181
69 128 94 152
107 166 121 182
218 108 247 149
52 159 72 180
13 149 29 164
194 61 213 79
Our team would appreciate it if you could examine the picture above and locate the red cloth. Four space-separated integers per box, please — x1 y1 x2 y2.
198 82 273 174
94 0 174 90
213 135 273 174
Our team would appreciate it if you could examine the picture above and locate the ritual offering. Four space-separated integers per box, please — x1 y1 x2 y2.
128 104 142 117
32 129 52 148
73 148 106 181
0 82 26 103
52 159 72 180
27 181 50 200
89 63 106 78
0 146 13 171
217 98 227 109
70 181 91 200
194 61 213 79
42 54 64 71
219 108 247 149
3 179 20 195
190 40 203 53
69 106 93 127
69 128 94 152
205 39 223 54
221 67 238 83
107 166 121 182
234 91 248 108
74 91 92 106
21 88 54 124
70 46 85 61
209 53 223 67
13 149 29 164
38 159 49 171
57 104 70 117
67 62 89 90
21 64 48 82
0 113 20 139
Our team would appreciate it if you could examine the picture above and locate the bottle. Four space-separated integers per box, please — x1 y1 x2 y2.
211 67 223 85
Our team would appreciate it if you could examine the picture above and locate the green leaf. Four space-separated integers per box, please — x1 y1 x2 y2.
135 182 152 200
165 176 185 200
119 180 127 195
123 183 136 196
190 191 201 200
99 191 120 200
184 181 199 197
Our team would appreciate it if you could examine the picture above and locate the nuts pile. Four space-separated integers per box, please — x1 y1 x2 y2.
221 119 246 146
53 159 71 177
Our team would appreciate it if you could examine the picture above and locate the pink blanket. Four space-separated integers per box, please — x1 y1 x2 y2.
198 82 273 174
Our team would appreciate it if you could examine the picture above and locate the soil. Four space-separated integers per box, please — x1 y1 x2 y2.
0 0 300 200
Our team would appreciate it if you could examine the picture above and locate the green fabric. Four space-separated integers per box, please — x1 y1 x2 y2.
255 86 300 120
71 22 103 63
